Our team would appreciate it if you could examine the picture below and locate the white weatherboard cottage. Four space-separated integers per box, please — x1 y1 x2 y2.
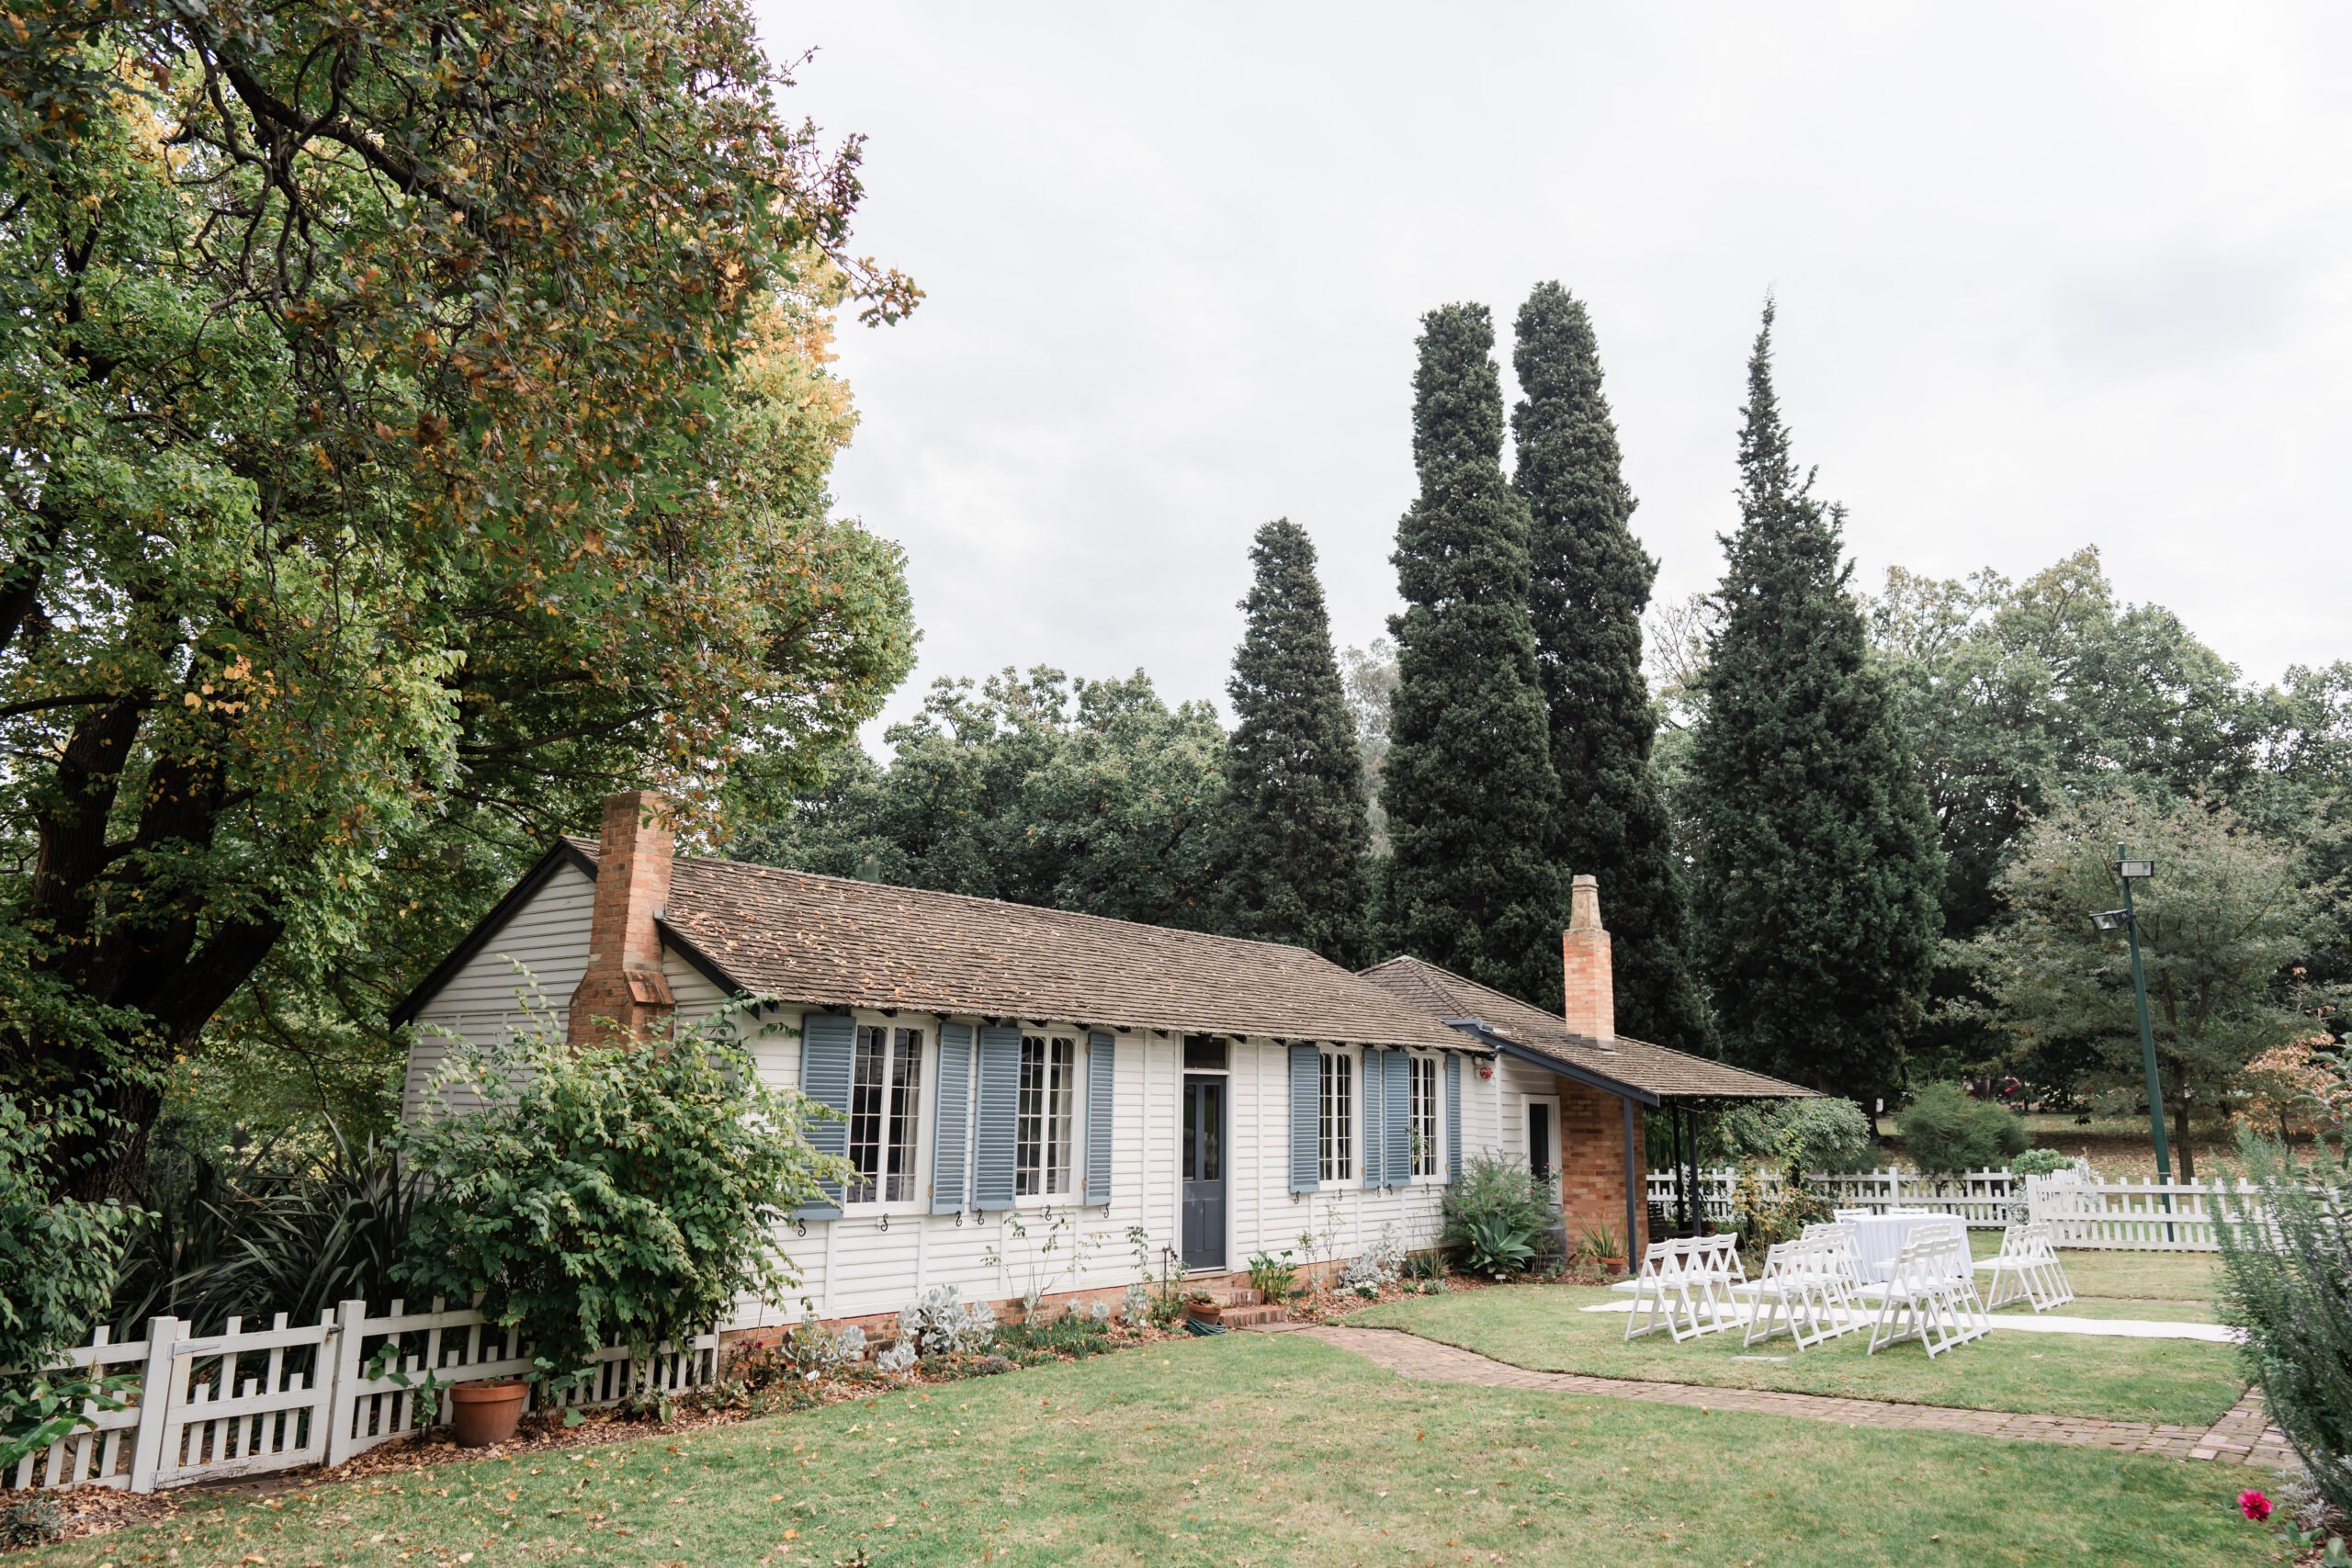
395 793 1806 1327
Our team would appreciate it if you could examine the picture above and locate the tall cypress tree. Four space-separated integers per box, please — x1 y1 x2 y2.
1220 518 1373 963
1380 304 1561 1001
1688 301 1943 1104
1511 282 1709 1049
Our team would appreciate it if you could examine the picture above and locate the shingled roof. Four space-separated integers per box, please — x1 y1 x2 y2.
549 840 1475 1052
1357 955 1816 1103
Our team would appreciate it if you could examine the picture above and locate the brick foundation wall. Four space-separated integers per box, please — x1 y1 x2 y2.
718 1265 1307 1353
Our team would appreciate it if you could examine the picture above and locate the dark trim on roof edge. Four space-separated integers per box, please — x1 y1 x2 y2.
1441 1017 1661 1106
652 916 749 1001
389 840 600 1028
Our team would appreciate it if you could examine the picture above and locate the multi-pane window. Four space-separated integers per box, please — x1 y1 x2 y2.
1409 1054 1440 1177
1016 1035 1077 1196
847 1025 924 1204
1318 1052 1353 1182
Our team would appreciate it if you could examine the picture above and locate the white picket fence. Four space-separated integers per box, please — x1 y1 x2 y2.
1647 1164 2248 1252
1647 1166 2022 1227
6 1300 718 1496
2023 1170 2252 1251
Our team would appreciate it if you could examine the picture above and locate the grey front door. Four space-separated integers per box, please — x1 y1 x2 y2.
1182 1075 1226 1270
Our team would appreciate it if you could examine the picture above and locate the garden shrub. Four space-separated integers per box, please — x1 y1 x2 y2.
1896 1081 2029 1174
393 1004 842 1399
1440 1152 1554 1280
1709 1096 1877 1175
898 1284 999 1357
998 1314 1114 1363
1729 1163 1828 1250
1337 1224 1406 1298
0 1495 65 1549
2007 1146 2073 1179
2216 1051 2352 1518
1 1096 141 1472
1 1097 137 1371
107 1134 417 1335
1244 1248 1297 1303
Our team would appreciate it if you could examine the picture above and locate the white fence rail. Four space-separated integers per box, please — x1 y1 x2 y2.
6 1301 718 1497
2024 1172 2252 1252
1647 1165 2247 1251
1646 1166 2023 1227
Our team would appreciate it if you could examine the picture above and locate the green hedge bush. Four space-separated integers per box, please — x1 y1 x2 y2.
1896 1082 2028 1174
395 1004 843 1400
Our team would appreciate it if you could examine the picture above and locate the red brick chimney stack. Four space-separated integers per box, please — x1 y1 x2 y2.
1561 873 1615 1045
566 789 676 1045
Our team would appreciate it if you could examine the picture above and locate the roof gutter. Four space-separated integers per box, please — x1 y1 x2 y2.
1441 1017 1663 1108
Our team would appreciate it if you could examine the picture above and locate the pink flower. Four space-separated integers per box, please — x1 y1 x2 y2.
2239 1490 2272 1523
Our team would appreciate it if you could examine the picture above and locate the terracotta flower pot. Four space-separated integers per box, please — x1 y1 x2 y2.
449 1379 529 1448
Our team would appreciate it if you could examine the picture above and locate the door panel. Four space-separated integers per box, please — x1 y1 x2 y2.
1181 1076 1226 1270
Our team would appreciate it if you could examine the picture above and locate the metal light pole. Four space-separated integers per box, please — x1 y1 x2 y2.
2094 845 2170 1235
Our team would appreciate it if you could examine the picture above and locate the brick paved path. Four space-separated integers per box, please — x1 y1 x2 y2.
1295 1324 2295 1470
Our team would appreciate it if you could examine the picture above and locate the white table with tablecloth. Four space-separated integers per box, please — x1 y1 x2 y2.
1849 1213 1968 1284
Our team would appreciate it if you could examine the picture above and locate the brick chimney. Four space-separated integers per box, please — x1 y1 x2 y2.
1561 873 1615 1045
566 790 676 1045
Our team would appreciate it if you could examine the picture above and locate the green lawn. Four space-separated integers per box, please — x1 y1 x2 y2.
1349 1282 2246 1427
15 1333 2277 1568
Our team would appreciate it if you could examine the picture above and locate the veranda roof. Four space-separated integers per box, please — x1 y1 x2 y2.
1356 955 1817 1105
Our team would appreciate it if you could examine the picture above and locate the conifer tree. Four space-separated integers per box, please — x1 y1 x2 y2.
1381 304 1561 1000
1512 283 1709 1048
1687 301 1943 1104
1220 519 1373 962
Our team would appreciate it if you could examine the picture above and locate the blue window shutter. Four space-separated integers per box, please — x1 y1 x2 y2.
1288 1044 1319 1194
1384 1050 1411 1183
1361 1049 1384 1189
1084 1031 1116 1205
1445 1054 1464 1182
973 1024 1022 1211
932 1021 975 1215
797 1013 854 1219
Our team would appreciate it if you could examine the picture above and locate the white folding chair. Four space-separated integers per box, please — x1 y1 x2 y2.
2027 1222 2074 1308
1624 1240 1690 1342
1869 1235 1987 1357
1799 1222 1865 1333
1726 1239 1838 1350
1974 1223 2041 1310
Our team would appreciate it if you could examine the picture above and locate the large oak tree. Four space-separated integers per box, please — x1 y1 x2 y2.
1 0 916 1190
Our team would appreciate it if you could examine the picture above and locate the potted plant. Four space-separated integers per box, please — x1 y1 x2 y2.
1574 1222 1625 1276
448 1375 530 1447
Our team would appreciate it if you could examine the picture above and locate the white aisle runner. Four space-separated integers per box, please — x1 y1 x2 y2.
1578 1298 2238 1343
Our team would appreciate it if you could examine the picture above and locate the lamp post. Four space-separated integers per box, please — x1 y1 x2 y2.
2093 845 2171 1233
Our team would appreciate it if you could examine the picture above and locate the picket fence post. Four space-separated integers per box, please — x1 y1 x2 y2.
323 1301 370 1469
125 1317 181 1495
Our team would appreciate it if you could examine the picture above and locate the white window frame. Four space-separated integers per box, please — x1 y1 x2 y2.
1015 1032 1081 1201
846 1021 927 1209
1408 1052 1442 1179
1318 1049 1353 1185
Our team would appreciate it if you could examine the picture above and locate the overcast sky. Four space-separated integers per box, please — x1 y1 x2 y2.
762 3 2352 741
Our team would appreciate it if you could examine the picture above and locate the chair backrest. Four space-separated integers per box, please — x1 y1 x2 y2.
1639 1239 1677 1279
